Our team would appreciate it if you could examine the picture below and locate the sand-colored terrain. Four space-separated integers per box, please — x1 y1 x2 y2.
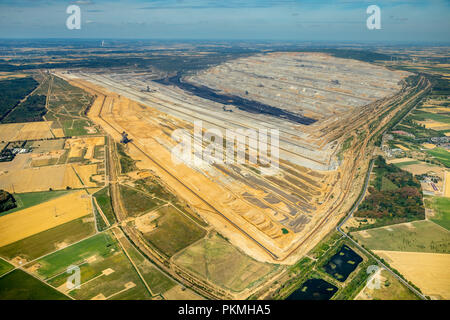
0 190 92 247
57 52 417 264
0 164 84 193
387 157 417 164
374 250 450 299
0 122 54 142
444 171 450 198
163 285 204 300
422 143 436 149
72 163 100 187
417 120 450 131
64 136 105 160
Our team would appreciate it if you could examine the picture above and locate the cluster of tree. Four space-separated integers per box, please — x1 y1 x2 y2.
355 156 425 222
0 189 16 212
2 94 47 123
372 156 421 190
0 77 38 120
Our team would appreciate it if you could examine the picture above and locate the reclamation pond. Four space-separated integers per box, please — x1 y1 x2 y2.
323 244 363 282
286 278 338 300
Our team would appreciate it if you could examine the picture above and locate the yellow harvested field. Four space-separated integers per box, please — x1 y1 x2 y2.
72 163 99 187
52 128 65 138
0 122 54 142
0 73 27 80
387 157 416 164
0 164 84 193
0 190 92 247
395 144 409 151
422 143 436 149
445 132 450 137
417 120 450 130
445 171 450 198
374 250 450 299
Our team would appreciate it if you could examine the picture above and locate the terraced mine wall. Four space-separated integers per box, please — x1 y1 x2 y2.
155 73 317 125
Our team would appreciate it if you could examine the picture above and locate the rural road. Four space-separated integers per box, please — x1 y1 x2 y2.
336 159 428 300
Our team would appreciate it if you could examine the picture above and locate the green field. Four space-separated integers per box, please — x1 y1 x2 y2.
380 176 398 191
0 269 69 300
29 233 118 279
426 148 450 167
118 233 176 295
0 257 13 277
173 233 276 292
119 184 163 217
393 161 421 168
430 197 450 231
411 111 450 124
142 205 206 257
0 190 72 217
0 217 95 261
31 231 151 300
352 220 450 253
63 119 96 137
93 187 116 225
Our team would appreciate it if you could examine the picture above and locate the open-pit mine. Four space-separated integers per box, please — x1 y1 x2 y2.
58 52 412 265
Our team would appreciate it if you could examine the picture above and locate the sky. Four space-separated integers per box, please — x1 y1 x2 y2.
0 0 448 42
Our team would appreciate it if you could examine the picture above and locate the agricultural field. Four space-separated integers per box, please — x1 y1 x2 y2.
351 220 450 253
140 205 207 257
383 70 450 168
26 232 152 300
0 189 93 248
426 196 450 230
0 269 69 300
426 148 450 168
0 217 95 262
0 121 54 142
114 229 176 296
93 187 116 225
0 190 71 217
0 161 101 193
374 250 450 300
63 119 98 137
119 184 164 217
173 233 277 292
0 257 13 277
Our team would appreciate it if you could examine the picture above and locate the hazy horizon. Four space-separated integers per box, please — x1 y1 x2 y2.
0 0 448 43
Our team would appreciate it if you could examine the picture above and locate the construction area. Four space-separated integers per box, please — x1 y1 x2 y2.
57 52 418 267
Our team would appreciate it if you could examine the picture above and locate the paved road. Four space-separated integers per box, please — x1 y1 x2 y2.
336 159 427 300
